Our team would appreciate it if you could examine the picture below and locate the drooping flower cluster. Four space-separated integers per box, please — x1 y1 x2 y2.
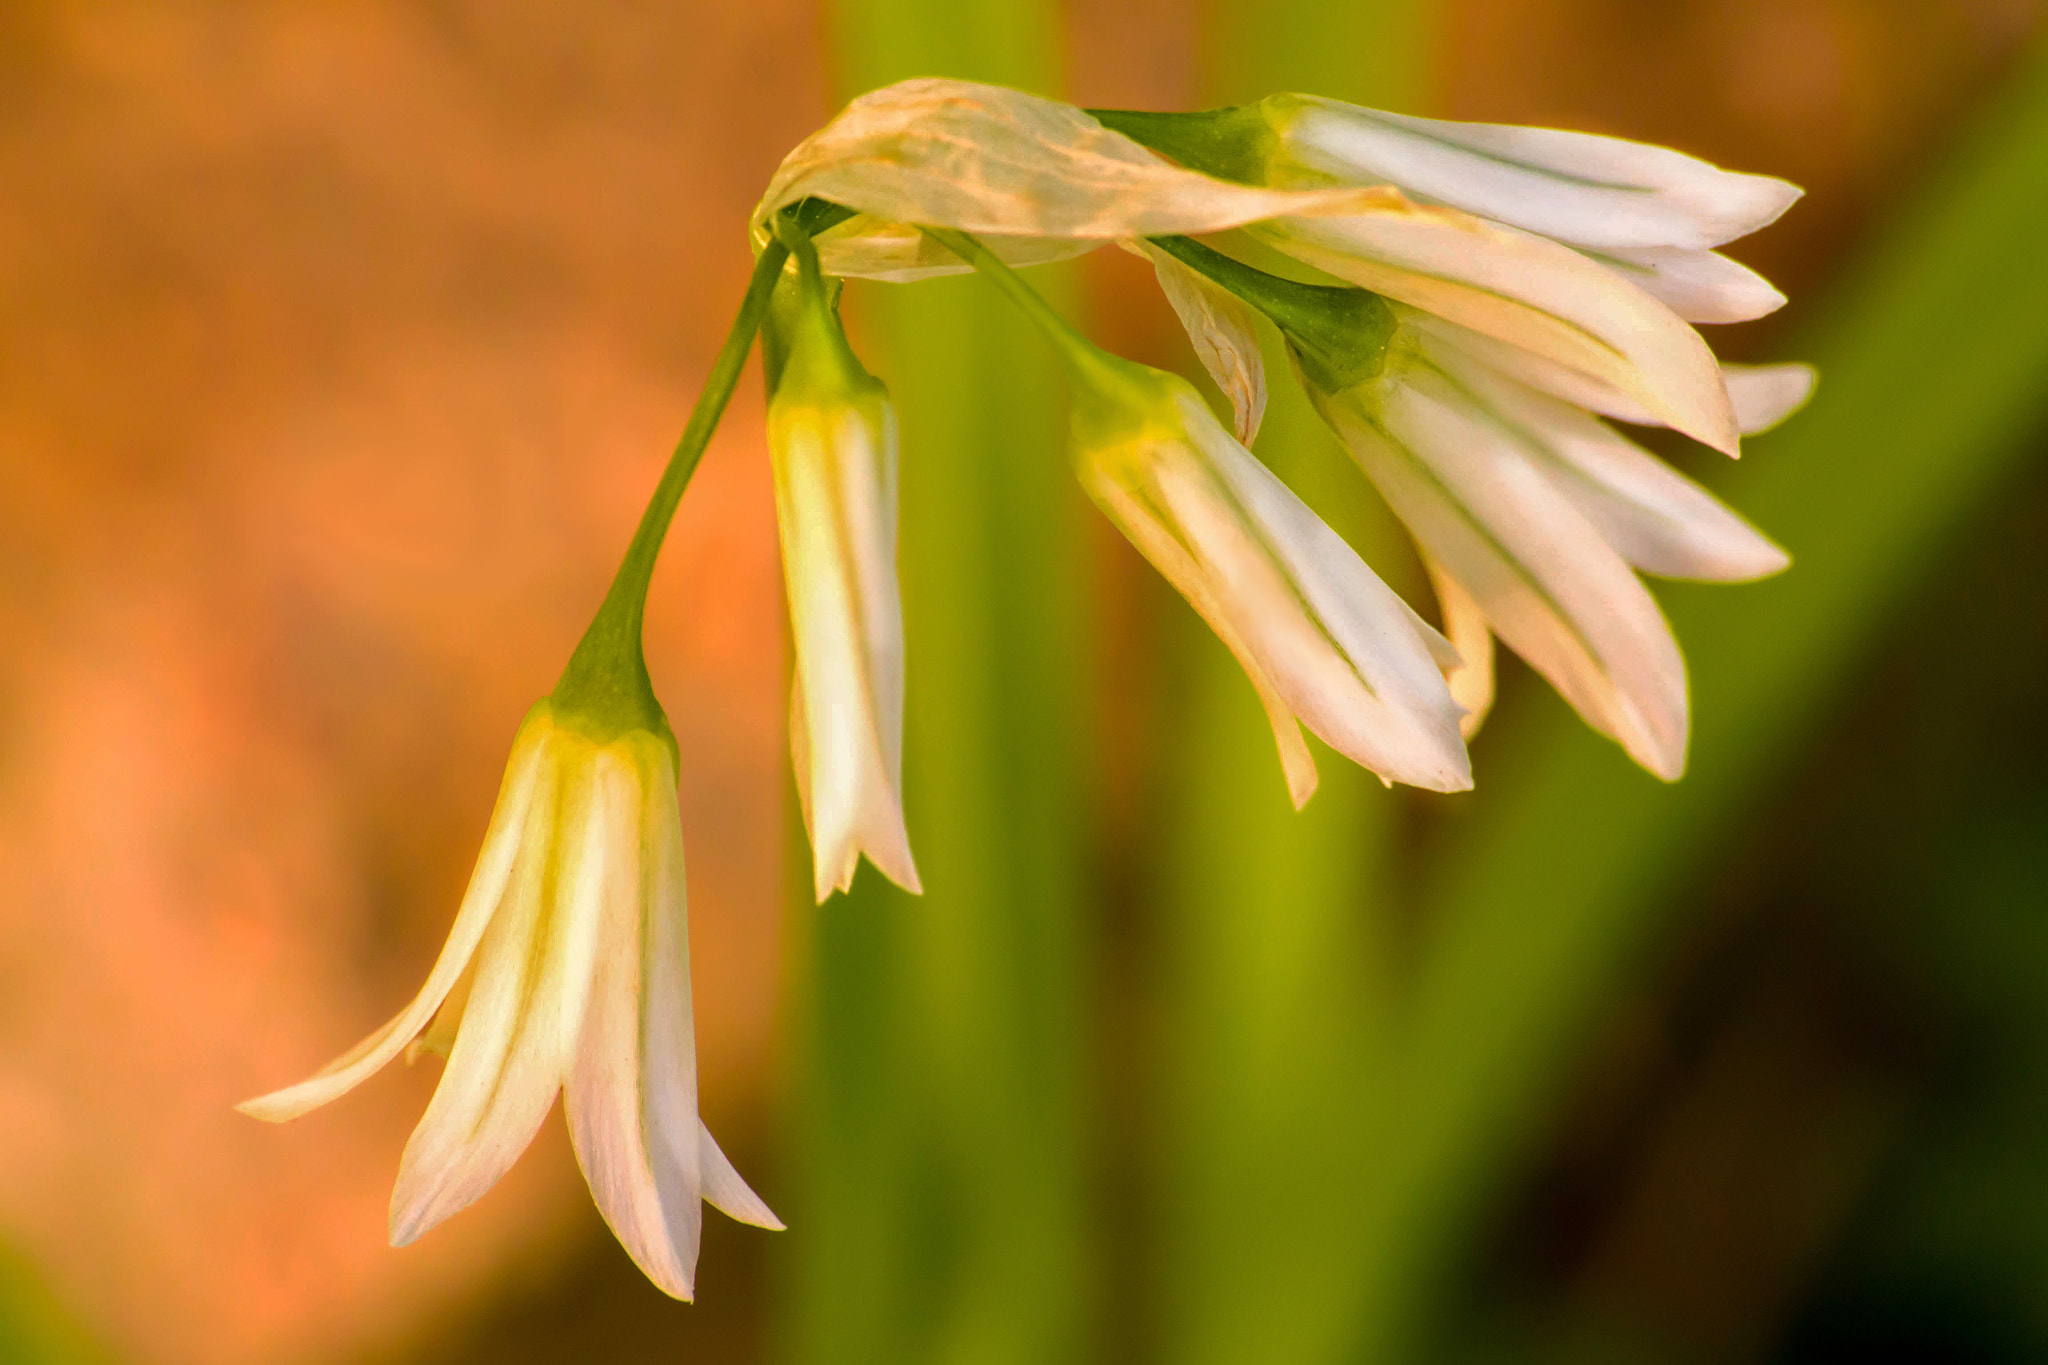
242 76 1809 1300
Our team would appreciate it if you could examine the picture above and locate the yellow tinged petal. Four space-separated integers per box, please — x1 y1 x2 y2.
1424 560 1495 741
389 745 607 1247
236 716 552 1123
772 399 921 902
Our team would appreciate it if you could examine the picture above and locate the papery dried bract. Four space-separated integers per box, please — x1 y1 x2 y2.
1136 240 1268 445
753 78 1383 282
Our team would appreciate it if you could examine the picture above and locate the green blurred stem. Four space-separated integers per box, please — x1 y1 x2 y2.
553 236 790 728
922 228 1129 394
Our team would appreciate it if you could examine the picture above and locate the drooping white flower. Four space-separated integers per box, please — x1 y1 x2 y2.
1069 352 1470 803
1304 312 1790 779
756 78 1796 462
239 702 780 1299
765 242 921 902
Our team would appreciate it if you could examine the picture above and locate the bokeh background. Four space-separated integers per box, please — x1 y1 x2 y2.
2 1 2046 1361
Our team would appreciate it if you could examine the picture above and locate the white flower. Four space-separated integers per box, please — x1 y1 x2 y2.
1071 356 1470 802
238 702 780 1300
1305 313 1794 778
766 249 921 901
1259 96 1799 312
755 80 1805 460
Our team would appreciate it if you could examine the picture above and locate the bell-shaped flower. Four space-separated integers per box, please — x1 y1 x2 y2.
1303 308 1794 779
239 700 781 1299
1068 348 1470 803
764 237 921 901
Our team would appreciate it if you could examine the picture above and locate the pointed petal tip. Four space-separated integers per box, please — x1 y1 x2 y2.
233 1094 296 1124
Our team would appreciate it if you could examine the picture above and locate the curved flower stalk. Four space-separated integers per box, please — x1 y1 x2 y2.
765 233 921 901
927 227 1470 803
240 701 781 1298
240 234 802 1302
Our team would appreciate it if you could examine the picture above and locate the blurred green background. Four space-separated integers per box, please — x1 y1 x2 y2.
1 1 2046 1362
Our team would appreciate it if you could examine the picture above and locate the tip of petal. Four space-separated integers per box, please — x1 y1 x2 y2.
233 1094 299 1124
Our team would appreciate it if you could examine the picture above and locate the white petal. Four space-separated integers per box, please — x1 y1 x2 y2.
1723 362 1817 434
1138 240 1269 445
1088 469 1322 807
1082 384 1468 797
1425 342 1789 582
1186 397 1470 792
755 78 1384 265
1279 96 1801 250
389 748 605 1246
565 745 723 1299
1588 245 1786 324
1424 559 1495 740
1316 351 1691 779
700 1123 783 1230
237 720 551 1122
1399 309 1814 443
772 396 921 901
1260 193 1741 454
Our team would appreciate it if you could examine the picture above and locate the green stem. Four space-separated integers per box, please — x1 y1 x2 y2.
920 227 1139 396
1148 234 1394 392
553 235 791 726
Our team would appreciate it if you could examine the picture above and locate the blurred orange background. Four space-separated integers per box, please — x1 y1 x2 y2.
0 2 2040 1361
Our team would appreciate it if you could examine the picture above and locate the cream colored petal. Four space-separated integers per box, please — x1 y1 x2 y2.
237 720 551 1122
700 1123 783 1230
389 748 606 1246
1183 396 1470 792
1723 362 1817 434
1081 387 1467 797
1589 245 1786 324
1138 241 1269 445
565 747 718 1299
755 78 1377 251
772 399 921 901
1087 473 1320 807
1400 309 1811 443
1424 559 1494 740
1317 358 1690 780
1425 341 1789 582
1259 194 1740 454
1279 96 1801 250
405 955 477 1065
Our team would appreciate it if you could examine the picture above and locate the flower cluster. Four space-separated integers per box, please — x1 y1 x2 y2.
243 77 1808 1299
